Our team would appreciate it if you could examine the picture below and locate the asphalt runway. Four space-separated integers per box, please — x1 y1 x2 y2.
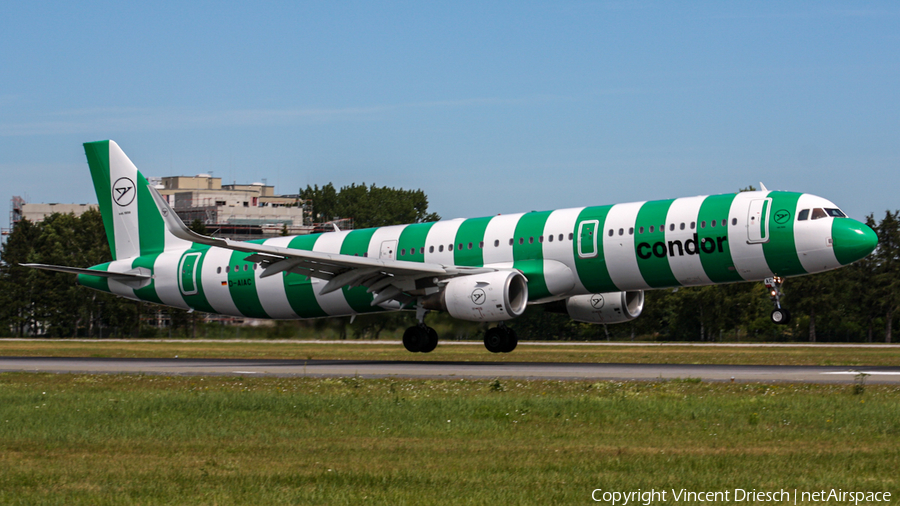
2 356 900 384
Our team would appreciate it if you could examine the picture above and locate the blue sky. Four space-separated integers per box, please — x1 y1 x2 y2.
1 1 897 223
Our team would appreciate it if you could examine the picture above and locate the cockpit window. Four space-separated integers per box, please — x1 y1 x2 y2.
825 208 846 218
811 208 828 220
798 209 809 221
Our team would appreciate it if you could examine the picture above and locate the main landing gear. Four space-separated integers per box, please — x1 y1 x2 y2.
765 276 791 325
403 303 439 353
402 324 438 353
484 323 518 353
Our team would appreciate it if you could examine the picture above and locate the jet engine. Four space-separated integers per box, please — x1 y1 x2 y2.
548 291 644 324
422 270 528 322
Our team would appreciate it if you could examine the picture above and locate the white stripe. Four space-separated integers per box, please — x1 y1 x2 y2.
152 250 190 309
367 225 406 259
256 237 299 319
482 214 522 265
424 219 466 265
312 231 356 316
603 202 650 291
665 196 713 286
542 207 585 295
106 259 138 301
794 194 840 274
728 191 773 281
107 141 141 260
201 247 244 317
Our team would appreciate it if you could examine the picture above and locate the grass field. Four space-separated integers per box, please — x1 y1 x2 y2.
2 339 900 366
0 372 897 505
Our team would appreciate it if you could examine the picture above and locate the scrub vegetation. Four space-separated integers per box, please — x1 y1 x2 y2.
0 373 897 505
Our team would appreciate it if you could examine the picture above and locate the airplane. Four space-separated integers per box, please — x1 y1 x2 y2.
24 140 878 353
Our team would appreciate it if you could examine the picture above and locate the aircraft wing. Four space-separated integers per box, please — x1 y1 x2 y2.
149 187 499 307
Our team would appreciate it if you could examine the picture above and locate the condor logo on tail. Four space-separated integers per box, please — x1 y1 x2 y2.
637 234 728 260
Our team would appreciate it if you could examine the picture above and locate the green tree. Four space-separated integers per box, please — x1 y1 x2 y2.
300 182 440 227
874 210 900 342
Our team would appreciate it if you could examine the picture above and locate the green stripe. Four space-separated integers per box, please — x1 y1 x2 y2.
762 192 806 276
284 235 328 318
135 172 166 256
83 141 115 259
573 206 617 293
131 253 162 304
697 194 743 283
397 222 435 263
634 200 680 288
760 199 769 238
512 211 553 300
76 262 111 293
180 246 216 314
454 216 492 266
340 229 382 313
227 239 269 318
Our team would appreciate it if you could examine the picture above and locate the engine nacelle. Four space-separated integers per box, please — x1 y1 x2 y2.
564 291 644 324
422 271 528 322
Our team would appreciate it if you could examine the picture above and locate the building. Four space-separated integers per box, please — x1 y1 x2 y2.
155 174 312 239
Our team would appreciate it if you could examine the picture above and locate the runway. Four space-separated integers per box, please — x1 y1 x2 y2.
2 356 900 384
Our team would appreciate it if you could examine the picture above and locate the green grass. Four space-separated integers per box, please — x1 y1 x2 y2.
2 339 900 366
0 373 898 505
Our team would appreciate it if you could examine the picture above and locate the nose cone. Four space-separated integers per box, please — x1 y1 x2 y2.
832 219 878 265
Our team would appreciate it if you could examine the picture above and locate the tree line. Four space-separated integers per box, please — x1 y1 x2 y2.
1 193 897 342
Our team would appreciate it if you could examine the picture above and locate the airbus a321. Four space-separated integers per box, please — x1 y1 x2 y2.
25 141 878 353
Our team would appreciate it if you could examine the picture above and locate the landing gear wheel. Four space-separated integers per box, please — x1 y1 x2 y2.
501 326 518 353
403 325 428 353
419 326 439 353
771 308 791 325
484 326 508 353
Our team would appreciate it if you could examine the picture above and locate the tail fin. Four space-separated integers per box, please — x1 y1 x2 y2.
84 140 169 260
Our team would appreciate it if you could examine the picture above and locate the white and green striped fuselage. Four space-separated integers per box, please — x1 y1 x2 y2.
80 188 871 320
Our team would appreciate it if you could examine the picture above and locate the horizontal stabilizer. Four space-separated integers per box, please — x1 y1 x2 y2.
21 263 151 280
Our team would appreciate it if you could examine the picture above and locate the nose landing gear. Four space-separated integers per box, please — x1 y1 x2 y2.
765 276 791 325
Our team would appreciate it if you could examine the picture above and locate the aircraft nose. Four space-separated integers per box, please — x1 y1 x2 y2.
832 219 878 265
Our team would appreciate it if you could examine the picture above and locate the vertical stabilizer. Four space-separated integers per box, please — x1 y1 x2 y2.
83 140 172 260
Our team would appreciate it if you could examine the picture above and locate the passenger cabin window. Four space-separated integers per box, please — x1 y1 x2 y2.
560 234 565 241
811 208 828 220
494 240 500 247
568 233 573 240
548 235 554 242
439 245 444 252
731 218 737 226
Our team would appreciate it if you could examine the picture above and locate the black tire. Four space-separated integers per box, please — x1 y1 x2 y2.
419 326 439 353
501 326 518 353
780 308 791 325
484 327 508 353
771 308 791 325
403 325 427 353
